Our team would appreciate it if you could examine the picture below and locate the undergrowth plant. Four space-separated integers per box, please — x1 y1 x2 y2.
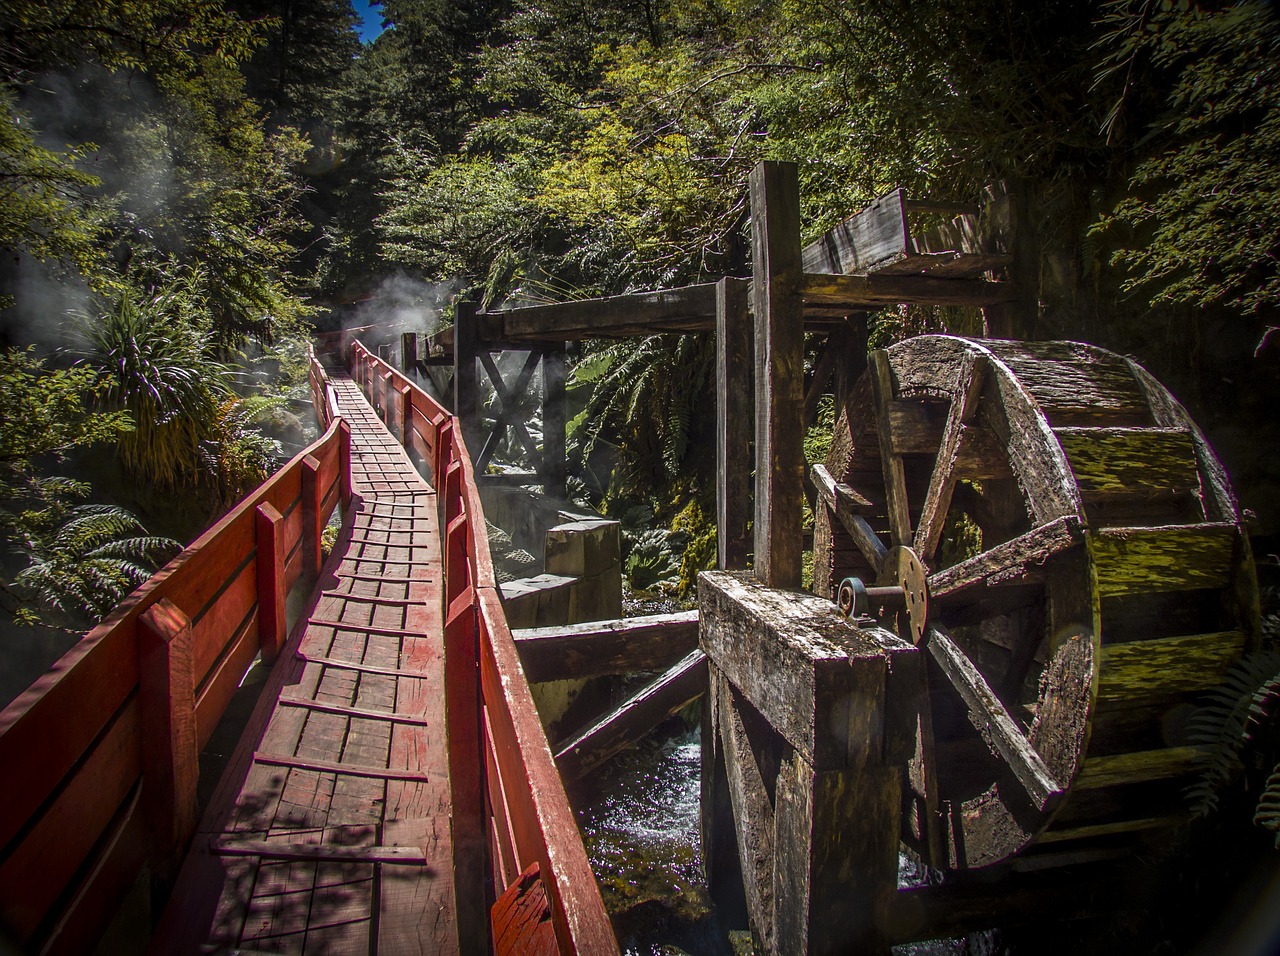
1187 581 1280 846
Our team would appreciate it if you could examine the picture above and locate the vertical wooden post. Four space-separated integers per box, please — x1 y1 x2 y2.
137 598 199 890
255 503 288 664
402 331 418 375
541 345 567 499
301 454 322 580
750 161 805 589
338 419 352 508
716 276 753 570
378 343 389 363
453 299 480 452
400 384 413 449
381 371 395 422
700 572 911 955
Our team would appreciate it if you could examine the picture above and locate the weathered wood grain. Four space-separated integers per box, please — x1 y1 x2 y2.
554 649 707 782
752 161 805 588
513 611 699 681
1090 523 1236 597
716 276 753 570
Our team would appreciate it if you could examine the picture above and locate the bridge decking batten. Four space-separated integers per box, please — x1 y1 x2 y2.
154 374 460 955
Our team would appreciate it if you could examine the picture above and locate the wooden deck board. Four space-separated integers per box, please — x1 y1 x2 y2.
153 374 460 955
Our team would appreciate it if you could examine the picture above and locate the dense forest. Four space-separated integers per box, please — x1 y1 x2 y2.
5 0 1278 627
2 0 1279 948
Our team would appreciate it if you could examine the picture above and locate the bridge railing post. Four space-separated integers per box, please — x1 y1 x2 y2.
255 502 288 664
137 598 200 895
338 419 352 508
399 384 412 449
301 454 322 580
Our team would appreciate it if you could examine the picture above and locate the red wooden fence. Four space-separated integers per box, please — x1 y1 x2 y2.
0 351 350 955
349 342 619 956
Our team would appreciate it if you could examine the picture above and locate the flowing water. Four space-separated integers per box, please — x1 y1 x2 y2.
570 719 981 955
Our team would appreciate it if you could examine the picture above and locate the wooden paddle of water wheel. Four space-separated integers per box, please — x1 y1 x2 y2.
811 334 1262 871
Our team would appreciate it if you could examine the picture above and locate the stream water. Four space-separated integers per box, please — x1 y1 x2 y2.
570 718 978 956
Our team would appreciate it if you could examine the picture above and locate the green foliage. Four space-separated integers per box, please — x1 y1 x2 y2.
202 394 287 507
12 502 179 627
0 347 130 483
0 90 110 295
80 288 230 489
1093 0 1280 319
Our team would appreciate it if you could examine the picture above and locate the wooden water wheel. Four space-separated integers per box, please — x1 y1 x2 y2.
811 335 1261 870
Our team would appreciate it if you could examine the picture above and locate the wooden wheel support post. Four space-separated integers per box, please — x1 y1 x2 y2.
716 276 752 570
751 161 804 588
699 572 919 954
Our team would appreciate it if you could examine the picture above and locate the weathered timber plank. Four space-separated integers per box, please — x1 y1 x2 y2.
717 276 753 570
1055 427 1198 499
1125 357 1238 522
811 463 887 571
801 188 909 275
929 516 1084 599
926 624 1062 811
869 349 912 546
983 340 1150 424
554 649 708 782
212 838 428 864
1090 523 1237 597
513 611 699 681
495 283 718 341
752 161 805 588
1074 746 1206 791
915 352 988 560
698 571 913 766
1096 630 1245 703
801 272 1013 309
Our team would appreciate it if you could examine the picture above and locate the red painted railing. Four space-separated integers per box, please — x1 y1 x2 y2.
350 342 619 956
0 351 350 955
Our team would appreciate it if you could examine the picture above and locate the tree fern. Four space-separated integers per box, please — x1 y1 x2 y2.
13 502 180 627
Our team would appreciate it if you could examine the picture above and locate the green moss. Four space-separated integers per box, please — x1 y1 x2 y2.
671 497 717 596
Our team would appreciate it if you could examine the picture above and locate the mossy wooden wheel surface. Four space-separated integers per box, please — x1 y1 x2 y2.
812 335 1261 870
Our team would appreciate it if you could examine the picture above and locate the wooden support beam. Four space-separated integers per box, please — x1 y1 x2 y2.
716 276 753 570
541 345 567 498
494 283 719 341
513 611 699 682
751 160 805 588
925 623 1063 812
254 502 287 665
554 650 707 783
801 272 1014 310
453 299 480 451
338 419 352 509
699 572 917 954
401 331 418 375
811 463 887 572
137 599 199 889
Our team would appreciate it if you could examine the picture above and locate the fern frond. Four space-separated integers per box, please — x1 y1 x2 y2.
1254 765 1280 847
1187 652 1280 816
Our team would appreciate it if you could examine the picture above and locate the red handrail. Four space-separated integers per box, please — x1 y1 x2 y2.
0 354 351 955
349 341 619 955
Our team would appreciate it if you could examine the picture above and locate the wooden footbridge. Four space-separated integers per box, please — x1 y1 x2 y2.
0 161 1264 955
0 346 617 955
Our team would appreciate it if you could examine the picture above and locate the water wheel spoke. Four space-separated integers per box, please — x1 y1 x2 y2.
925 623 1063 812
914 353 988 563
869 348 913 546
928 515 1084 601
812 463 889 572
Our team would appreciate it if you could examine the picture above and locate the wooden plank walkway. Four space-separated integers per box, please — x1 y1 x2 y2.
154 373 459 954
